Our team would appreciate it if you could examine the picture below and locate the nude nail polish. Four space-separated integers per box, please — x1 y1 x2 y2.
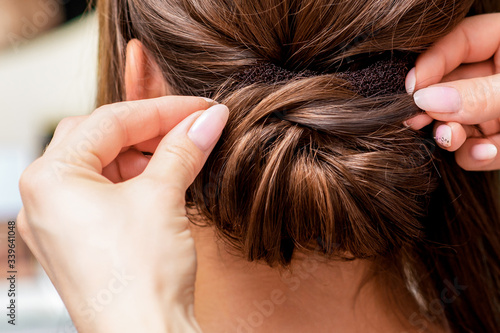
471 144 498 161
188 104 229 152
413 87 461 113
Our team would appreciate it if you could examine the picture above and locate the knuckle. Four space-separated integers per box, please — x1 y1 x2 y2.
56 118 73 131
18 159 58 197
462 78 494 113
16 214 31 240
93 102 135 126
109 101 136 118
163 143 200 174
56 116 83 130
91 104 110 116
18 163 38 195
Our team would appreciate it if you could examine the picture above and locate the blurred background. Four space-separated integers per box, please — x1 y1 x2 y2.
0 1 97 331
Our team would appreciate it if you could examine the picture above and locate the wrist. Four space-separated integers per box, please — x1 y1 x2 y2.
165 303 202 333
61 279 167 333
66 284 201 333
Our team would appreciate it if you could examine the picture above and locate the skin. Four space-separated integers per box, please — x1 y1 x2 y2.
190 225 446 333
17 38 444 333
19 13 500 331
406 13 500 171
18 84 229 333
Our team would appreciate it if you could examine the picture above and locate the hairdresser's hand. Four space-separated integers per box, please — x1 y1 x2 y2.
17 96 229 333
405 13 500 171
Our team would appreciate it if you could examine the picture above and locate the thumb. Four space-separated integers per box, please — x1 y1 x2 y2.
413 73 500 124
141 104 229 191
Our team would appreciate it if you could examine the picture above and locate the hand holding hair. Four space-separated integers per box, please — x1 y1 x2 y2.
405 13 500 171
17 96 229 333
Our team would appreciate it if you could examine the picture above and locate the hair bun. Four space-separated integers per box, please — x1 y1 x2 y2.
188 74 435 266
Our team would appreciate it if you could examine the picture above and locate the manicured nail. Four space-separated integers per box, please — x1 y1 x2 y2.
434 124 452 148
413 87 461 113
471 143 497 161
188 104 229 152
405 67 416 94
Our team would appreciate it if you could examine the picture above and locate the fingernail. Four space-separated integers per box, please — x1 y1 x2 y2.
434 124 452 148
413 87 461 113
471 143 498 161
188 104 229 152
405 67 416 94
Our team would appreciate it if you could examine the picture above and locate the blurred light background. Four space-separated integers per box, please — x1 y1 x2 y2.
0 1 97 331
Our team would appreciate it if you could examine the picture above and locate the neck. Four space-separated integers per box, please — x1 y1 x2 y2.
190 225 443 333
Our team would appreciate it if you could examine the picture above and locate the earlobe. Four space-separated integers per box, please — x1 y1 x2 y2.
125 39 169 101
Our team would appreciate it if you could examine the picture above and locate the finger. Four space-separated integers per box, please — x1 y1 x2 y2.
413 13 500 90
441 59 497 83
433 122 479 152
132 136 163 154
140 104 229 192
413 73 500 124
47 96 214 174
118 136 163 156
404 113 434 130
477 118 500 136
102 149 151 183
45 116 88 153
455 134 500 171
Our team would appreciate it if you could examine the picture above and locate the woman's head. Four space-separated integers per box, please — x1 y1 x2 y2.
97 0 500 331
98 0 471 262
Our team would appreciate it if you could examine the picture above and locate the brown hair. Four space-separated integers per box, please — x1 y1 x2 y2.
97 0 500 331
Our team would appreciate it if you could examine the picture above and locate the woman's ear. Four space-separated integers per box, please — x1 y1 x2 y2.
125 39 169 101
